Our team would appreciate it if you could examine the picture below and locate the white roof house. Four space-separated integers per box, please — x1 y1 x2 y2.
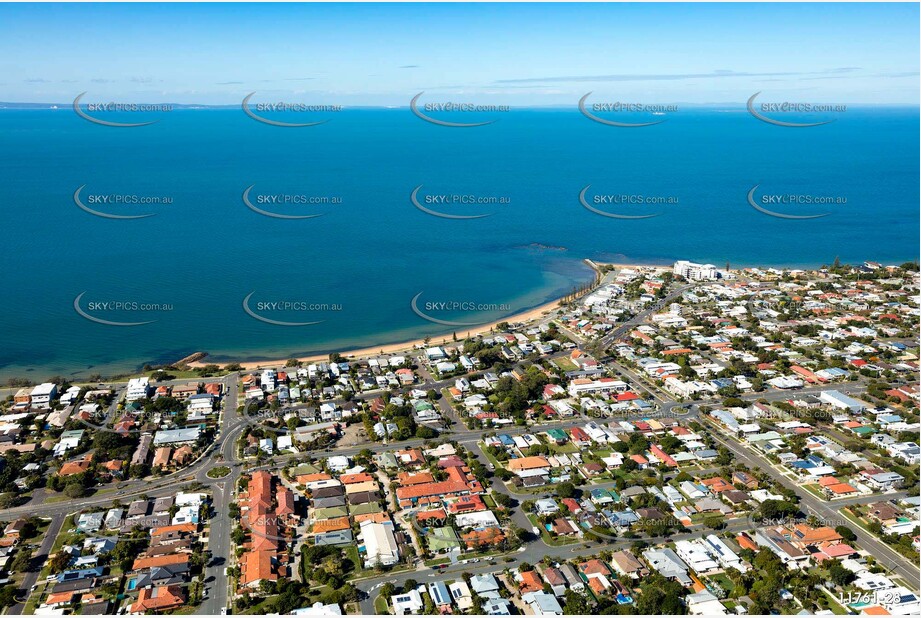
390 589 423 615
360 520 399 568
126 377 151 402
30 382 58 407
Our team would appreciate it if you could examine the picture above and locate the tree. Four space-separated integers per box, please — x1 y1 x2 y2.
63 483 86 499
635 574 688 614
49 551 72 573
827 559 855 587
0 586 17 609
493 493 513 508
556 482 577 499
380 583 396 600
835 525 857 543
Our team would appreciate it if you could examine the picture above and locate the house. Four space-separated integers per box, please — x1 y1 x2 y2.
643 548 692 585
448 581 473 611
819 390 866 413
610 549 648 578
152 427 200 447
559 563 585 592
390 589 424 615
428 581 452 610
240 550 277 588
860 469 905 490
507 456 550 475
542 567 567 597
521 592 563 616
126 377 151 402
518 570 544 594
462 527 505 549
30 382 58 408
469 573 500 596
128 585 185 613
359 520 399 568
534 498 559 516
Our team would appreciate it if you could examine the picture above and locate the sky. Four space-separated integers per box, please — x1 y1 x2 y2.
1 2 918 106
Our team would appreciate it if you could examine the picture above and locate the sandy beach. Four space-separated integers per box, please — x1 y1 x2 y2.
189 293 571 371
187 259 674 371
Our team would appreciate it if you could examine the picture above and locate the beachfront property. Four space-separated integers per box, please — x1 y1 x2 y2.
673 260 719 281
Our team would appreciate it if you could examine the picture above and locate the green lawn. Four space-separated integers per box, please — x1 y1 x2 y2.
802 484 828 500
344 545 361 573
552 358 578 371
527 514 577 547
373 594 390 615
207 466 231 479
477 445 505 470
820 589 850 615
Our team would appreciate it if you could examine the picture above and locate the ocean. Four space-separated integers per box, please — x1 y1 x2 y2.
1 106 918 380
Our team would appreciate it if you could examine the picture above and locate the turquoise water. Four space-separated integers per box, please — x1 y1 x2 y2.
0 107 918 379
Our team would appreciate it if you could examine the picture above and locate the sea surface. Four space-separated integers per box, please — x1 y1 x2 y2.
1 106 918 380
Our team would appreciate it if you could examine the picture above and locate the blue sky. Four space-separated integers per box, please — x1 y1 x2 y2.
1 3 918 105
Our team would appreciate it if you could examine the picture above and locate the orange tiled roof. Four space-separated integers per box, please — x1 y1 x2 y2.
296 473 332 484
353 512 391 524
462 527 505 548
587 577 607 595
131 553 189 570
519 571 543 594
702 477 732 492
506 456 550 471
340 473 374 485
793 524 842 544
312 517 350 534
45 591 76 606
151 523 197 537
129 586 186 613
397 471 435 485
240 550 277 586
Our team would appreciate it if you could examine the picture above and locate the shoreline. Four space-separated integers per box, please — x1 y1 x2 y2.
189 259 681 371
190 258 607 370
190 293 572 371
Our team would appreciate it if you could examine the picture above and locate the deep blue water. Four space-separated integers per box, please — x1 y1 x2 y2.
1 106 918 379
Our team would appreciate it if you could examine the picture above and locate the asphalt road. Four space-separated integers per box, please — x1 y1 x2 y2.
0 302 910 615
6 513 66 615
707 426 920 583
197 375 241 615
